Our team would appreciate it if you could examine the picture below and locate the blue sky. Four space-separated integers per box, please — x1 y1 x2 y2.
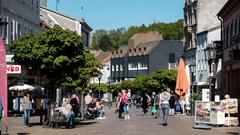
48 0 184 31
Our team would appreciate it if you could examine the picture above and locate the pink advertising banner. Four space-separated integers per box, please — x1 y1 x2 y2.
0 37 8 126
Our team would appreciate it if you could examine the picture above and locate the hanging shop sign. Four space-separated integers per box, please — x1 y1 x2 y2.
7 65 21 74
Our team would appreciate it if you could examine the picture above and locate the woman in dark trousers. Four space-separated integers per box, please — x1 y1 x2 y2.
169 91 176 116
141 93 149 115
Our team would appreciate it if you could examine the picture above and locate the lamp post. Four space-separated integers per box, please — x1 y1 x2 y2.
204 43 217 101
0 17 7 39
189 64 196 116
98 75 102 98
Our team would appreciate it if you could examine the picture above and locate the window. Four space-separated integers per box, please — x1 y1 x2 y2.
239 16 240 33
226 26 229 47
36 0 39 9
169 53 175 63
111 65 115 71
116 65 119 71
235 19 237 35
10 20 14 43
120 64 123 71
230 21 233 37
17 23 21 37
128 63 138 70
15 22 18 39
138 62 147 70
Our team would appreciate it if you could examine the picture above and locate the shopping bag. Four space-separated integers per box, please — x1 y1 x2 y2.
151 106 157 113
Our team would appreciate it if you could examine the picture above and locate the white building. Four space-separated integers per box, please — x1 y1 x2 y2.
91 50 112 85
0 0 42 47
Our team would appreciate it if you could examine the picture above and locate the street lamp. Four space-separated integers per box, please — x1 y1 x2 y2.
189 64 196 116
204 43 217 101
0 17 8 40
98 75 102 98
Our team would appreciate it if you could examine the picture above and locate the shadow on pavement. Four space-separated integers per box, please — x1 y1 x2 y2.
79 121 98 126
226 132 240 135
17 133 30 135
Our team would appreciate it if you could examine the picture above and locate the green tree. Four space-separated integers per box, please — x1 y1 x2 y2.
10 25 101 99
99 35 113 51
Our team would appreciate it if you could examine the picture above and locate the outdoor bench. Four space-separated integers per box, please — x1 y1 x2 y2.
50 110 83 128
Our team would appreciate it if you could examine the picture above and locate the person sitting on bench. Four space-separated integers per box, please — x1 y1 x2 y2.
55 99 74 128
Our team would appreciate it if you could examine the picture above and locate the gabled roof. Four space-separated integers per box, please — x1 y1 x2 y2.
40 7 77 31
94 50 112 64
40 7 92 32
217 0 238 18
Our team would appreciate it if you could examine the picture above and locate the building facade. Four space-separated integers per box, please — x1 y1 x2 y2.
218 0 240 99
196 0 228 99
111 32 183 83
0 0 43 86
1 0 42 47
183 0 228 98
40 7 92 48
40 0 47 7
183 0 197 92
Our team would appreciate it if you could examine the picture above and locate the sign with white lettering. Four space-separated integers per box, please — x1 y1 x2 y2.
7 65 21 74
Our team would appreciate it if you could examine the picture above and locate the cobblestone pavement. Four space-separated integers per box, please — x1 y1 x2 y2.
0 107 239 135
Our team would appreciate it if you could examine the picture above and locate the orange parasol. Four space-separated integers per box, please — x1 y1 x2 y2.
175 57 189 101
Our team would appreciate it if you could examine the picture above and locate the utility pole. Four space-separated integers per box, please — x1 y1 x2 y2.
56 0 60 11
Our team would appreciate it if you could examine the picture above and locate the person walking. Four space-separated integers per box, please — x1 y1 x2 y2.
135 95 142 115
160 88 171 126
154 92 161 119
151 92 156 116
40 95 48 125
70 94 79 117
120 90 128 119
22 94 32 128
125 89 131 119
169 91 176 116
141 93 149 115
115 92 124 118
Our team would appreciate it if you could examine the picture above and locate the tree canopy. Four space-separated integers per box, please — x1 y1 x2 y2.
9 25 101 96
110 69 177 94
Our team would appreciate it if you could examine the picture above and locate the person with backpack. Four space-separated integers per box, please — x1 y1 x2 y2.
40 95 48 125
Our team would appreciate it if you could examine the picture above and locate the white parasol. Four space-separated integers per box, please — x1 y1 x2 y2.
9 84 35 91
